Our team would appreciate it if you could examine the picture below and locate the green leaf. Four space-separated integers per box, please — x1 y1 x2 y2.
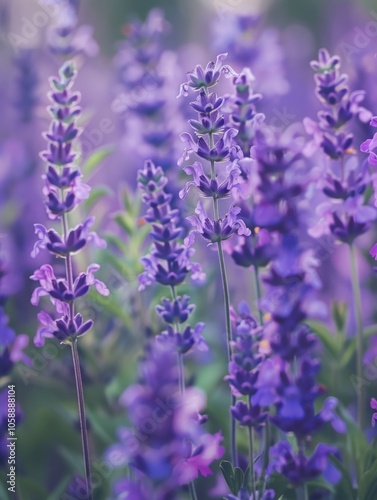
362 443 377 473
307 478 335 494
332 301 347 333
306 320 340 358
86 409 114 445
104 233 128 254
330 456 356 500
364 324 377 339
0 481 9 500
339 340 356 368
84 186 112 211
58 446 84 473
219 461 245 495
359 459 377 500
266 472 290 498
114 211 137 235
46 476 71 500
17 477 48 500
82 145 114 176
233 467 245 494
220 461 235 493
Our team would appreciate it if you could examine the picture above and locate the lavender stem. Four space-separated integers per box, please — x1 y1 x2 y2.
71 339 93 500
349 243 365 429
247 405 256 498
62 207 92 499
208 129 237 466
171 285 197 498
253 266 270 496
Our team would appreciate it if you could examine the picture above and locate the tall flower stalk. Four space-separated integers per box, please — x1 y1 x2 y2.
305 49 375 429
30 62 108 498
137 159 209 498
178 54 251 465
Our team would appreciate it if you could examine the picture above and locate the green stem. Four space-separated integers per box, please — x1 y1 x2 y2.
297 483 309 500
253 266 264 326
296 439 308 500
349 243 365 429
71 340 93 500
189 482 198 500
253 266 271 496
248 413 256 498
61 198 92 498
207 130 237 465
171 286 197 498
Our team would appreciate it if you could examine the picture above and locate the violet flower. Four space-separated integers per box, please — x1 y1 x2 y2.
47 1 98 58
307 48 375 430
178 53 249 466
268 441 338 486
13 48 38 124
30 61 108 499
306 48 375 243
114 10 179 170
106 340 224 499
31 62 107 346
212 13 289 97
0 252 31 377
138 159 206 355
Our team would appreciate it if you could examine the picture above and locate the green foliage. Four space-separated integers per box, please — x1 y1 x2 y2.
82 145 114 176
220 460 248 495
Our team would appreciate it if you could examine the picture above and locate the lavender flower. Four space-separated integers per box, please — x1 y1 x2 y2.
114 9 182 176
0 252 31 376
30 61 108 499
268 441 338 486
227 302 268 429
107 340 224 498
306 48 375 243
13 49 38 124
47 1 98 58
31 62 108 347
138 159 206 355
224 69 264 157
212 13 289 97
178 54 250 465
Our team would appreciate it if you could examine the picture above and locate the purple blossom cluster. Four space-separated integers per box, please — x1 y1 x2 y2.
107 340 224 499
30 61 108 348
306 48 376 243
138 159 206 353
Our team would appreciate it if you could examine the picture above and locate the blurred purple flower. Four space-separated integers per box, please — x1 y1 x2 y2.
268 441 338 486
107 341 224 495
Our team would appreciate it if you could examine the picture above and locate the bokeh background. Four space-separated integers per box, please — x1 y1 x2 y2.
2 0 377 498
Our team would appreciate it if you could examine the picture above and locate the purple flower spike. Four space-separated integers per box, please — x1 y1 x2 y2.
268 441 337 486
107 341 224 496
186 201 250 245
138 160 206 355
178 53 237 97
31 61 107 347
306 48 376 244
